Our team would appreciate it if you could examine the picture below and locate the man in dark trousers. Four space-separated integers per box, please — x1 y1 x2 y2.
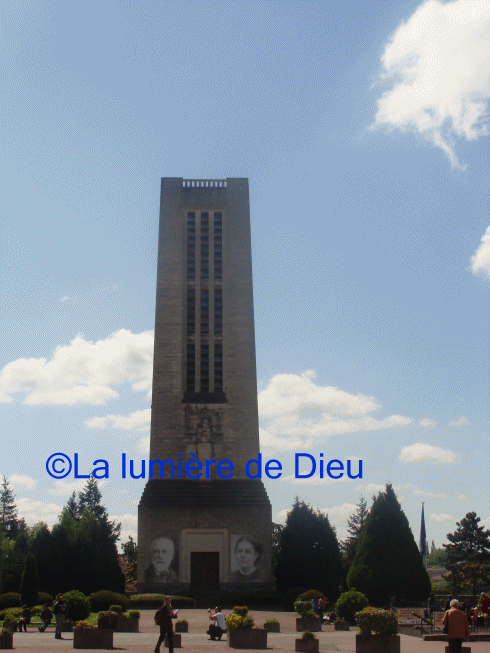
154 596 177 653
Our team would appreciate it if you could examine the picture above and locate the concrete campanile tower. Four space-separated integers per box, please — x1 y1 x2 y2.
138 178 272 594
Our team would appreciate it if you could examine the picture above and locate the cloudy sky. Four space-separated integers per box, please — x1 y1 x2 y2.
2 0 489 549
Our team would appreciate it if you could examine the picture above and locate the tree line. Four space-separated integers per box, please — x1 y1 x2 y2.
273 484 490 605
0 476 136 597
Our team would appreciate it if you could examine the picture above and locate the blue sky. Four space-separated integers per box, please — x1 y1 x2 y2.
2 0 489 551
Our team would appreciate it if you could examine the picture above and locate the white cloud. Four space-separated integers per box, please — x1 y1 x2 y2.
420 418 438 427
399 442 457 463
470 226 490 278
372 0 490 169
47 478 108 497
429 513 453 522
448 415 470 426
280 473 351 486
138 436 150 454
259 371 380 418
85 408 151 432
16 497 62 526
0 329 154 405
413 488 446 498
10 474 37 489
356 483 387 493
258 371 412 452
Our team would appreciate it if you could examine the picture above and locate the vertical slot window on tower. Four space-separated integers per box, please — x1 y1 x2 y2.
214 343 223 392
200 288 209 335
187 212 196 280
200 212 209 280
200 344 209 393
187 288 195 335
214 288 222 336
214 212 222 279
186 344 195 392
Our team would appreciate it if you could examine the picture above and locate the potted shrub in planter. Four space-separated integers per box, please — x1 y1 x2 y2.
263 618 280 632
65 590 91 633
175 618 188 633
294 601 321 632
335 589 368 631
355 607 400 653
0 627 13 650
226 606 268 649
2 609 19 633
73 611 118 649
295 631 319 653
115 610 140 633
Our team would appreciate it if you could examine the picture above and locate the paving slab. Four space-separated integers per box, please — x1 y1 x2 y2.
6 610 488 653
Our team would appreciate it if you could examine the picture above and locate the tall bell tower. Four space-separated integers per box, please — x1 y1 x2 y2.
137 178 272 593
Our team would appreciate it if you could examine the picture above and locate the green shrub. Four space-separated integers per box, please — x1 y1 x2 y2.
176 619 188 625
37 592 53 605
128 610 140 619
64 590 91 621
225 613 255 630
89 591 129 612
264 618 279 624
129 594 195 609
20 553 40 607
299 590 328 603
233 606 249 617
75 620 95 629
335 589 369 623
355 608 398 636
0 594 21 610
3 608 22 623
294 600 318 619
109 605 123 614
302 631 317 640
97 611 120 629
31 605 43 615
282 587 306 611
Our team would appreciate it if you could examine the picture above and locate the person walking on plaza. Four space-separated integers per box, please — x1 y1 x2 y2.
207 606 226 640
154 596 177 653
443 599 470 653
53 594 66 639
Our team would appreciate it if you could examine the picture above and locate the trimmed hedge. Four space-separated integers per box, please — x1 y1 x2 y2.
299 590 328 603
89 591 129 612
335 589 369 623
0 593 21 610
356 608 398 636
65 590 91 621
129 594 195 609
97 611 120 629
38 592 53 605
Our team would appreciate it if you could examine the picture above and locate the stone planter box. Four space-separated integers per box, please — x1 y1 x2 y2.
228 628 268 649
356 634 400 653
1 623 16 633
165 632 181 648
175 621 188 632
264 621 280 632
295 637 319 653
73 627 114 649
115 617 139 632
296 618 321 632
63 620 75 632
0 633 13 650
335 620 350 631
445 649 470 653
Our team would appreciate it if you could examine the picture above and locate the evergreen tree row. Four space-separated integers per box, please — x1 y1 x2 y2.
0 476 125 596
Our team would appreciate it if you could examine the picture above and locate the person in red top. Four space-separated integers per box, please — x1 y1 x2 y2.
481 592 490 614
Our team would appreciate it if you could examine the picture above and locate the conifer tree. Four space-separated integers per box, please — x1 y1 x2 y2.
66 491 80 520
443 512 490 599
0 476 19 539
275 497 341 597
347 484 431 605
77 477 121 542
342 496 368 566
20 552 40 606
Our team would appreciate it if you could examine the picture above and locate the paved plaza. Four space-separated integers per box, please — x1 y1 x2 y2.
6 609 488 653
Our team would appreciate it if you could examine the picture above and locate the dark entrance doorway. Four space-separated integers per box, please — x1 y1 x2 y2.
190 552 220 591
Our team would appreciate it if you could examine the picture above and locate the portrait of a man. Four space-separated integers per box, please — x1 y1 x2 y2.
145 536 178 583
